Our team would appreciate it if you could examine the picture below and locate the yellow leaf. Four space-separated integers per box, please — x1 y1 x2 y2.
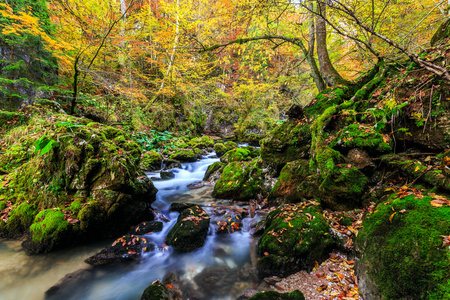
414 165 420 172
389 212 397 222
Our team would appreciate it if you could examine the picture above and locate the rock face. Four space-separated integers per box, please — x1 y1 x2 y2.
257 203 334 278
0 103 157 253
212 160 264 201
166 205 210 252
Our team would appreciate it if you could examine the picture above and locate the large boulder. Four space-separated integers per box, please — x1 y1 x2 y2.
140 150 163 171
356 192 450 300
214 141 238 157
188 136 214 149
212 160 265 201
165 205 210 252
257 203 334 277
141 282 170 300
268 160 310 206
0 104 157 253
220 146 259 164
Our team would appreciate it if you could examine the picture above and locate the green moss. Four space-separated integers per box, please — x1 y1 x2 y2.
248 290 305 300
257 203 334 277
69 199 83 216
268 160 310 206
0 200 6 211
212 159 264 201
329 124 392 153
140 150 163 171
141 282 169 300
220 147 258 164
214 141 238 157
6 201 38 234
78 201 103 231
29 209 70 250
357 194 450 299
188 136 214 149
203 161 224 181
169 149 197 162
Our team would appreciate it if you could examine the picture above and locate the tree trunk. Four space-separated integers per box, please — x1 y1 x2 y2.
316 1 347 87
307 1 326 92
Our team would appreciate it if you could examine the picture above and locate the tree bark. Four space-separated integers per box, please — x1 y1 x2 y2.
316 1 347 87
307 1 326 92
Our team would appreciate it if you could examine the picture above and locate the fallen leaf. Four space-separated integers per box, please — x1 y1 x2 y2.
389 212 397 222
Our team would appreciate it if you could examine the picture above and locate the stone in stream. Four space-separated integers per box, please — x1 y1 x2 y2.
85 235 154 265
128 221 163 235
216 213 242 234
193 265 237 296
187 181 204 189
160 170 175 179
165 205 210 252
141 281 170 300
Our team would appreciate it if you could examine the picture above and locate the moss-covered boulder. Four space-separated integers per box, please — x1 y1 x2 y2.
268 160 310 206
0 104 158 253
220 146 259 164
188 136 214 149
257 203 334 277
248 290 305 300
260 121 311 175
141 282 170 300
140 150 163 171
203 161 224 181
329 124 392 154
212 160 264 201
356 193 450 300
214 141 238 157
298 167 369 211
169 149 199 162
166 205 210 252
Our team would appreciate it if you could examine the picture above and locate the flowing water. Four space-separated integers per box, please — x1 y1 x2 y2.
0 153 260 300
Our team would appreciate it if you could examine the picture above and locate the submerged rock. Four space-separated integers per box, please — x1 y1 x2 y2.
194 265 237 296
165 205 210 252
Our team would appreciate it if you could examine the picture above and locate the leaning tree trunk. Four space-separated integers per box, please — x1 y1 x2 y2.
307 0 326 92
316 1 348 87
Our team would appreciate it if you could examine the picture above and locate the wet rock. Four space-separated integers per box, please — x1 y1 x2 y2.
160 171 175 180
141 281 170 300
169 203 197 213
166 205 210 252
257 203 334 277
162 272 183 300
187 181 204 189
203 162 224 181
238 263 258 282
216 213 242 234
162 159 182 170
45 268 96 299
169 149 199 162
193 265 237 295
128 221 163 235
85 235 154 265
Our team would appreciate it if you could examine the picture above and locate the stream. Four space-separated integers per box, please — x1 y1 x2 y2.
0 153 260 300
